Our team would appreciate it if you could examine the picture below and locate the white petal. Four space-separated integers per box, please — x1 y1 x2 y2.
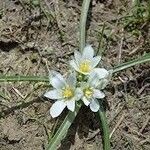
91 68 109 79
82 96 90 106
70 60 80 72
75 88 83 101
98 79 109 89
67 72 76 87
88 72 100 87
50 101 66 118
74 50 81 64
82 45 94 59
93 89 105 99
90 99 100 112
44 90 62 99
49 71 66 89
66 100 75 112
91 56 101 68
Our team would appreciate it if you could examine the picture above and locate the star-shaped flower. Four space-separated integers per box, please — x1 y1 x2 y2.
44 71 82 118
70 45 108 77
80 72 109 112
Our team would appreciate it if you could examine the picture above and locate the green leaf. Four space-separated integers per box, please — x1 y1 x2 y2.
46 103 82 150
0 75 49 82
113 53 150 73
79 0 91 51
97 103 110 150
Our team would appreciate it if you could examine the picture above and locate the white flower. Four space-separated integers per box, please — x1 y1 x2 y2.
44 71 82 118
81 75 107 112
70 45 109 78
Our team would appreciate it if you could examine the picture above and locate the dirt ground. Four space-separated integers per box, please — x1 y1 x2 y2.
0 0 150 150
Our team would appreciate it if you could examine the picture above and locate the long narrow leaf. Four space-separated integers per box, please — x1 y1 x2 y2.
0 75 49 82
113 53 150 73
97 103 110 150
79 0 91 51
47 104 81 150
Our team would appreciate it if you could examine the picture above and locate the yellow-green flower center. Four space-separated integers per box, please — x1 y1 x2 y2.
84 87 93 98
79 60 91 73
63 86 74 99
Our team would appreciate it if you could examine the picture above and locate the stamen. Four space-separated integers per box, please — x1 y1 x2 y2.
63 86 74 99
79 60 91 73
84 87 93 98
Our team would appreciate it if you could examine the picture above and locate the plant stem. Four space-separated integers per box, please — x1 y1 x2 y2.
79 0 91 52
97 104 111 150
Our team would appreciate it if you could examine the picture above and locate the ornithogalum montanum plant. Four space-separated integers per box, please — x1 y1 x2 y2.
1 0 150 149
44 45 110 118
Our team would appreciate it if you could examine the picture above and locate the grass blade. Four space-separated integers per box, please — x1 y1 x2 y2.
79 0 91 51
113 53 150 73
97 103 110 150
0 75 49 82
47 104 81 150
